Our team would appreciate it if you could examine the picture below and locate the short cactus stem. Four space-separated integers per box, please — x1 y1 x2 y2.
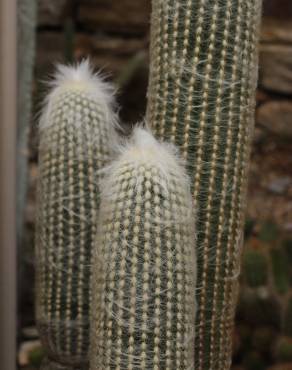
90 127 197 370
146 0 263 369
35 61 117 369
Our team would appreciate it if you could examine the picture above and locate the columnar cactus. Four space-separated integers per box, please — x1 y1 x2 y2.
35 61 117 369
146 1 262 369
90 127 197 370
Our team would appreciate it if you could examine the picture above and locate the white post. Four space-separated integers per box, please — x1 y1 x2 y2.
0 0 17 368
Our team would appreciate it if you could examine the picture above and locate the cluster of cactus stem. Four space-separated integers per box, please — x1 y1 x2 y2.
36 62 197 370
35 0 262 369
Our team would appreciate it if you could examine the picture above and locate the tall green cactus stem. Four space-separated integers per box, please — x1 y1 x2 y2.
90 127 197 370
147 1 262 369
35 61 117 369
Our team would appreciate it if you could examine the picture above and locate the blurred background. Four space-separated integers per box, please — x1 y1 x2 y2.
15 0 292 369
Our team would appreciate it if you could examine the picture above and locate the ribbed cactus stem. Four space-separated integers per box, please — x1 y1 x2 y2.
147 1 262 369
35 61 117 369
90 127 197 370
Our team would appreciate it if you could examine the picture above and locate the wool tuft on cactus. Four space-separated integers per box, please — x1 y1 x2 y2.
35 60 117 370
90 127 197 370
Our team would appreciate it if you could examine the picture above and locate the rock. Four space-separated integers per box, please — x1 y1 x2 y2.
257 101 292 139
77 0 151 34
259 45 292 94
267 364 292 370
242 351 266 370
263 0 292 19
22 326 39 339
76 34 146 56
18 340 41 366
261 0 292 43
74 34 146 76
267 177 291 195
256 89 270 104
38 0 67 26
253 126 267 145
261 19 292 43
35 32 66 78
252 327 275 354
237 290 282 329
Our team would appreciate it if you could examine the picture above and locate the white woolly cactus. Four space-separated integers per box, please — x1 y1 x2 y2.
90 127 197 370
35 60 117 369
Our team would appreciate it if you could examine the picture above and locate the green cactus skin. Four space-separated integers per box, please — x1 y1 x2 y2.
283 239 292 265
270 249 290 295
284 298 292 337
243 249 268 288
258 221 279 243
90 128 197 370
146 1 262 368
274 336 292 362
35 61 116 369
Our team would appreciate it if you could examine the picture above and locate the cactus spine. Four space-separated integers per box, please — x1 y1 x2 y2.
90 128 197 370
147 1 262 369
35 61 116 369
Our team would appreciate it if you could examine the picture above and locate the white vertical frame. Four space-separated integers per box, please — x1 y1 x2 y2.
0 0 17 368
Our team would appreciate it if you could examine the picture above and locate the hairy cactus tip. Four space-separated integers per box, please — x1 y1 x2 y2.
90 126 197 370
35 59 118 369
40 59 118 135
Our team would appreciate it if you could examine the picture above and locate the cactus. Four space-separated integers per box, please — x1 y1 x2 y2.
90 127 197 370
285 298 292 337
270 248 290 295
283 239 292 265
258 221 279 243
28 346 45 368
146 0 262 368
35 61 117 369
243 249 268 288
274 336 292 362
